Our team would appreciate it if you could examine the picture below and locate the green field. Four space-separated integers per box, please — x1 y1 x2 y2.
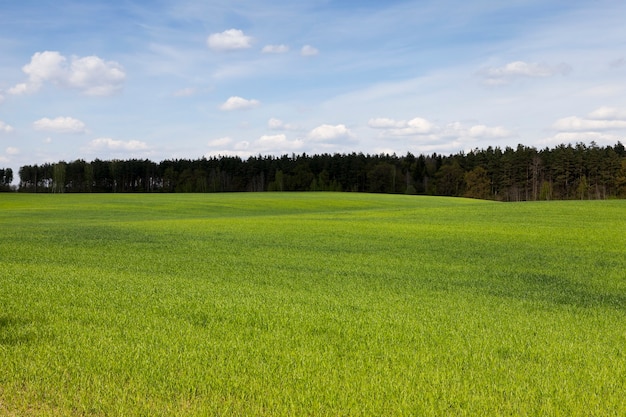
1 193 625 416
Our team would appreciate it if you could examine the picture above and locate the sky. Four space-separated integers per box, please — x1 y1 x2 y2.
1 0 625 181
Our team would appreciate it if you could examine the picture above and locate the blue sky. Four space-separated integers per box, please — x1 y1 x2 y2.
1 0 625 179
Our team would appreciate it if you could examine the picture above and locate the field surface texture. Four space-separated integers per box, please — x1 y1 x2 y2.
1 193 625 416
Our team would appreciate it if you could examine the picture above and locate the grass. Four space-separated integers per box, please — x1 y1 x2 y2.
1 192 625 416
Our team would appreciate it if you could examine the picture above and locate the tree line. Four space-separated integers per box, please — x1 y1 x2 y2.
0 168 13 192
7 141 626 200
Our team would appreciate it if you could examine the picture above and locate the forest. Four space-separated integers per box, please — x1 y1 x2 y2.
7 141 626 200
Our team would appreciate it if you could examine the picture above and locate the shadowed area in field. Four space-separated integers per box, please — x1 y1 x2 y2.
477 273 626 311
0 316 37 346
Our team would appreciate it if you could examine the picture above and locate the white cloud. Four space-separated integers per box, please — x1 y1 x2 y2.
587 106 626 120
207 134 304 156
219 96 260 111
0 94 5 104
8 51 66 94
67 55 126 96
396 118 436 135
552 116 626 131
467 125 513 138
207 29 253 51
262 44 289 54
552 107 626 132
308 124 353 142
257 134 304 151
268 118 298 130
479 61 571 85
8 83 30 95
5 147 19 155
544 106 626 146
9 51 125 96
539 131 622 148
370 116 516 145
368 118 405 129
208 137 232 147
204 149 251 159
33 116 86 133
301 45 319 56
268 118 284 129
258 133 286 144
0 121 14 133
437 122 514 141
88 138 148 151
369 117 436 136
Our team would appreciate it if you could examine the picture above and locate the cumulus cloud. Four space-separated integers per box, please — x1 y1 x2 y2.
542 106 626 146
220 96 260 111
0 121 14 133
539 131 622 148
268 118 285 129
308 124 353 142
207 133 304 156
262 44 289 54
552 107 626 132
205 148 251 159
67 56 126 95
5 146 19 155
369 117 436 135
479 60 571 85
88 138 148 151
442 122 514 141
33 116 86 133
207 29 253 51
301 45 319 56
552 117 626 131
9 51 125 96
370 116 515 144
268 118 298 131
8 51 66 94
467 125 513 138
587 106 626 120
368 118 405 129
257 134 304 152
